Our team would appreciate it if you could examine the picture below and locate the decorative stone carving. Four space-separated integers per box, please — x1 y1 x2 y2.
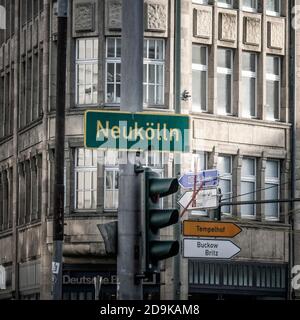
244 16 261 46
74 2 95 32
193 8 212 39
219 12 237 43
268 21 284 50
145 3 167 32
108 0 122 30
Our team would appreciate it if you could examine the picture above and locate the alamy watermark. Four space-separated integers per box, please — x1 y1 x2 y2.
292 265 300 290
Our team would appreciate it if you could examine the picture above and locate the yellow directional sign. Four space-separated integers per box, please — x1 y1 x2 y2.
183 221 242 238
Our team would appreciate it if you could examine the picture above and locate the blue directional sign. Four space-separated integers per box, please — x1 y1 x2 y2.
178 170 219 190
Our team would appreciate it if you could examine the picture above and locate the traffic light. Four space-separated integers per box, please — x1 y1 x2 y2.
142 168 180 274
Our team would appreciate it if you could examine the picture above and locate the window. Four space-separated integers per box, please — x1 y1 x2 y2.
218 155 232 215
265 160 280 221
74 149 97 210
76 38 98 105
143 39 165 106
241 158 256 218
192 45 208 112
104 151 119 211
218 0 233 8
266 0 281 16
104 38 165 107
106 37 121 104
266 56 281 121
242 52 257 118
217 48 233 115
242 0 258 12
104 168 119 210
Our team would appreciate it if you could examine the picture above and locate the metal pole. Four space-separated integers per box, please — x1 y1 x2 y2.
117 0 143 300
173 0 181 301
289 0 296 300
52 0 68 300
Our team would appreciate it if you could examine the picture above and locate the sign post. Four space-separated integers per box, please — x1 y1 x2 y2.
183 221 242 238
178 170 219 189
84 110 190 153
178 189 218 210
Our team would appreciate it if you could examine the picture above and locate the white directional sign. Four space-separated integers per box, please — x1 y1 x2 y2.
183 238 241 260
178 188 218 210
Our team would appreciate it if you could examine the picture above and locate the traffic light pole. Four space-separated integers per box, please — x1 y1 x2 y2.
117 0 144 300
52 0 68 300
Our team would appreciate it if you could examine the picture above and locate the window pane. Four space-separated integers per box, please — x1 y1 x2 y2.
218 49 232 69
241 181 255 216
192 45 207 65
266 161 279 178
242 76 256 118
219 179 232 214
156 40 164 60
243 52 256 72
266 80 280 120
218 74 232 114
77 40 85 59
149 64 155 84
116 63 121 82
242 158 255 177
106 171 114 190
148 40 155 59
265 183 279 219
107 63 114 82
85 39 93 59
116 39 121 57
193 70 207 111
157 65 164 85
218 156 231 175
107 38 115 57
267 56 280 75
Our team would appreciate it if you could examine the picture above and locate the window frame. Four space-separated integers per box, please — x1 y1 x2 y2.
242 52 258 119
104 166 119 211
74 148 97 211
242 0 258 13
217 48 233 116
217 0 233 9
143 38 165 107
75 38 99 107
218 155 233 216
105 37 121 105
240 158 257 219
266 0 281 17
265 160 281 222
192 44 208 113
266 55 281 121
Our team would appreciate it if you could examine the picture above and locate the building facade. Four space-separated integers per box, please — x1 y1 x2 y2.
0 0 295 300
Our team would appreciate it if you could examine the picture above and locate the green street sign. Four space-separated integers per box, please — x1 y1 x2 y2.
84 110 190 152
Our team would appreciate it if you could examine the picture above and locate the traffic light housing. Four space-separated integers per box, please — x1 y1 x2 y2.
142 168 180 274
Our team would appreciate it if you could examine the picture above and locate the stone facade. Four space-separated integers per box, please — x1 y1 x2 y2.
0 0 295 300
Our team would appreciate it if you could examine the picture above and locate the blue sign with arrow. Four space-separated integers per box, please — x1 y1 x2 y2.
178 170 219 190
